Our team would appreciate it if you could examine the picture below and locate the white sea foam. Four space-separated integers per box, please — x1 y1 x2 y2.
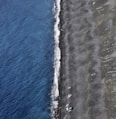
51 0 61 118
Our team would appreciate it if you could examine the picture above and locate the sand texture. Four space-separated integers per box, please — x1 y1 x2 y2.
59 0 116 119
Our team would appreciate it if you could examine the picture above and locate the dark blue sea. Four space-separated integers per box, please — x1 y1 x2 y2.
0 0 54 119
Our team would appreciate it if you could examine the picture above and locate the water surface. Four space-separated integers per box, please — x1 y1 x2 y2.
0 0 54 119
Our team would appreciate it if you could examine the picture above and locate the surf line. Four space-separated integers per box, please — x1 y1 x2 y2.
51 0 61 118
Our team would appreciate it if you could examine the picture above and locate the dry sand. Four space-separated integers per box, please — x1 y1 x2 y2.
59 0 116 119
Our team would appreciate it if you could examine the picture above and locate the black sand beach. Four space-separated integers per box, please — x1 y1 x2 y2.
59 0 116 119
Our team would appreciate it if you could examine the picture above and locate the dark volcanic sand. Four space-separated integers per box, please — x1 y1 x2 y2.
59 0 116 119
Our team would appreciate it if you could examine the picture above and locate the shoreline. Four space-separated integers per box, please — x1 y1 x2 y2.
51 0 61 118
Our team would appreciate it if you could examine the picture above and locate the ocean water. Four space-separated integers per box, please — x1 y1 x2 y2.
0 0 54 119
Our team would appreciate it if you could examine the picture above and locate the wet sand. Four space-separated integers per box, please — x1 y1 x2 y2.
59 0 116 119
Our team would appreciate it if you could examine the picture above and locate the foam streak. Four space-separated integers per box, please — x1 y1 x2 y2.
51 0 61 118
